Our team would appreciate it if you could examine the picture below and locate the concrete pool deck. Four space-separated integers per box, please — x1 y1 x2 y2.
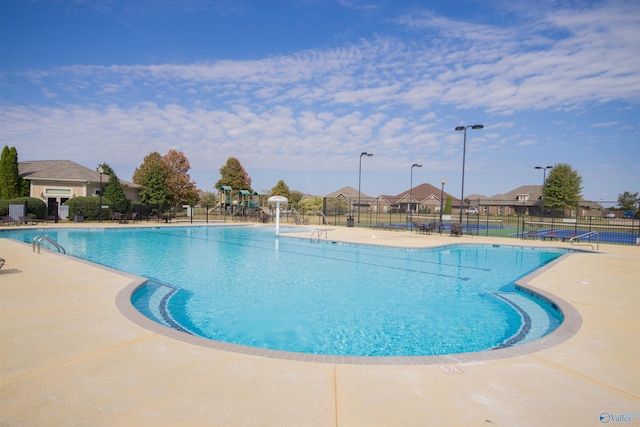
1 222 639 426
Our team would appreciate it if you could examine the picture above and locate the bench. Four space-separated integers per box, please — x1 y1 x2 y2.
450 223 462 237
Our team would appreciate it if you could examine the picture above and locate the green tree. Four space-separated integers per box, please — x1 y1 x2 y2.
163 149 199 206
544 163 583 213
199 191 218 207
134 152 170 206
0 146 23 199
617 191 639 210
133 152 165 185
140 161 171 206
299 197 323 214
100 163 130 213
444 196 452 214
269 180 295 207
290 190 304 205
215 157 252 192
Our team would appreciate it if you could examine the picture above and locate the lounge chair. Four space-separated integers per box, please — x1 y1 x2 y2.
19 216 39 225
426 222 438 234
524 231 538 239
0 258 4 269
450 223 462 237
540 231 558 241
1 216 18 226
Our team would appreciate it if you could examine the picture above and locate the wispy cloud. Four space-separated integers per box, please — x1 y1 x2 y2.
16 1 638 117
591 121 619 128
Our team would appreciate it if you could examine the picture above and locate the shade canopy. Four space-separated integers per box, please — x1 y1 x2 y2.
268 196 288 204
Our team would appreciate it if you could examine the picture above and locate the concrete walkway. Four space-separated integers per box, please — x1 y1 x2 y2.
1 224 639 426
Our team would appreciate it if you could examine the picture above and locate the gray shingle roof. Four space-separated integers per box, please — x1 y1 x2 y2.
325 186 372 200
395 183 459 203
19 160 138 187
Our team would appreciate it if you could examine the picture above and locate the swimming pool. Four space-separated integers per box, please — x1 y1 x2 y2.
2 225 570 357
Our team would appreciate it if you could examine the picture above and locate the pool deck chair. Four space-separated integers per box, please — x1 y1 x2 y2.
1 216 18 226
540 231 558 241
450 223 462 237
0 258 4 270
19 216 39 225
524 231 538 239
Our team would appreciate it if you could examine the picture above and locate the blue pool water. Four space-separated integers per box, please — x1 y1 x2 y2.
2 226 567 357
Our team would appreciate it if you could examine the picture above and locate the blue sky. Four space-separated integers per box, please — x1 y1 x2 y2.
1 0 639 204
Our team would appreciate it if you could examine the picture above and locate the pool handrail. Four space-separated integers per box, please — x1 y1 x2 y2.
32 235 66 254
569 231 599 250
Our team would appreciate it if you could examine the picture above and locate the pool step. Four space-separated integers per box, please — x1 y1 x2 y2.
492 291 560 348
133 281 175 326
134 281 199 335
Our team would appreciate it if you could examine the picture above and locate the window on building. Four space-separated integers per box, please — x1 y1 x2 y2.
45 188 72 196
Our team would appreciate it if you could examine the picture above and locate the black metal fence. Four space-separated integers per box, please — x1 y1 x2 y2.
2 198 638 246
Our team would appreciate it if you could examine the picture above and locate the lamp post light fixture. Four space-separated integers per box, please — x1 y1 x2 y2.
409 163 422 230
357 152 373 223
455 124 483 226
535 165 553 222
439 177 446 233
97 165 104 223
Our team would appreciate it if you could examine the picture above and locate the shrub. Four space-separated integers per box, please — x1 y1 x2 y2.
0 197 47 218
64 196 111 221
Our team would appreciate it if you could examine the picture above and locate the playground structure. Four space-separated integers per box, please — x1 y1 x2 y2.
216 186 268 218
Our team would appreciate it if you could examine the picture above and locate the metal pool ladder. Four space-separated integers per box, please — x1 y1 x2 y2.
32 236 66 254
569 231 599 250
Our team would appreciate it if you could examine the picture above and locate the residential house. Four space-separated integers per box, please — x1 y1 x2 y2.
369 194 402 214
460 185 542 216
325 186 373 214
372 183 458 214
472 185 604 218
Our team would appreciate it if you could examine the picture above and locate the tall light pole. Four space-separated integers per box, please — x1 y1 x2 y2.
535 165 553 222
97 165 104 223
358 152 373 223
455 124 483 226
439 177 446 233
410 163 422 229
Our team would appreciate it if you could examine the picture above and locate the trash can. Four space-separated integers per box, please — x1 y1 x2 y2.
346 216 354 227
74 211 84 222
